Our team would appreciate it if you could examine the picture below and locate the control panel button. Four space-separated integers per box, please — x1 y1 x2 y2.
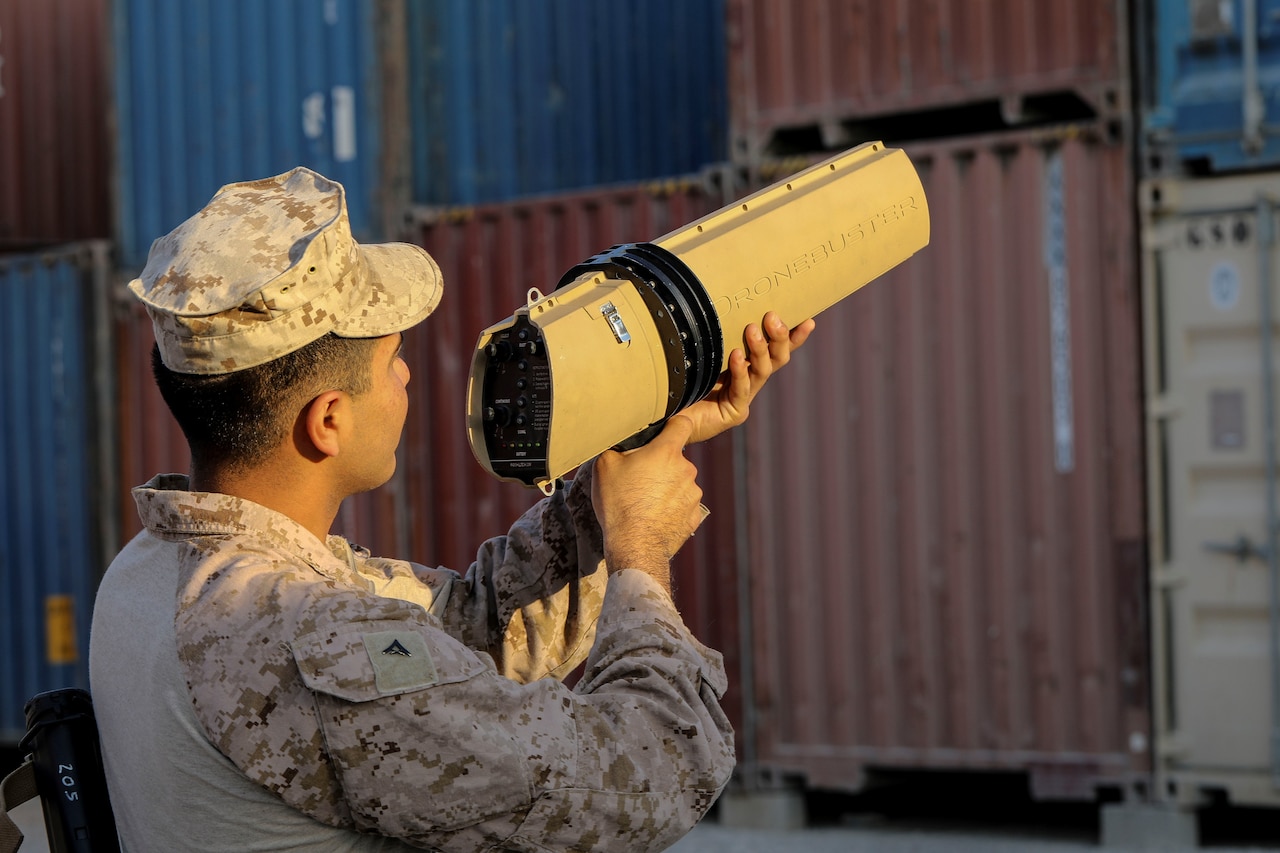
484 340 514 362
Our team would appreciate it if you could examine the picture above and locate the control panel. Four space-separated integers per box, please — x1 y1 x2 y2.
477 314 552 486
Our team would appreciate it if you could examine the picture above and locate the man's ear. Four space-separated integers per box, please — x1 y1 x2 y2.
302 390 348 459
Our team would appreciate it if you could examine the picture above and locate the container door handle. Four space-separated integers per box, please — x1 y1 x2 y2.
1202 534 1271 563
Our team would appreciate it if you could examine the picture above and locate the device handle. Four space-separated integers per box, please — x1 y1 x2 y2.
18 689 121 853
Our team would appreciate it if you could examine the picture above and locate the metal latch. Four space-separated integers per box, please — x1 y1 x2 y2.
1202 534 1271 563
601 302 631 343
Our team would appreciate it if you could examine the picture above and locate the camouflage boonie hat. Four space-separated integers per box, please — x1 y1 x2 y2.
130 167 443 374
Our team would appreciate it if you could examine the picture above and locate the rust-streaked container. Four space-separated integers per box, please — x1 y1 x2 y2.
0 0 111 249
726 0 1129 159
114 298 189 542
733 125 1148 797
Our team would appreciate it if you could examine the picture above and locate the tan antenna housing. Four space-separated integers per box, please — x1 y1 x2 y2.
467 141 931 493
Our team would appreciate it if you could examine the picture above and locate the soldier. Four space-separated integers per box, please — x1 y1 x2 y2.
89 167 813 851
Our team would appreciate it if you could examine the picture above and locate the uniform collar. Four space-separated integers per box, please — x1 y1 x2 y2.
132 473 353 580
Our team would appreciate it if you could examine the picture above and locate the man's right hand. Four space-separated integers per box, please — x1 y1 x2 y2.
591 415 704 590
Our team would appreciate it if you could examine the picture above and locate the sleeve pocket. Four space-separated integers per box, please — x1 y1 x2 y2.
291 620 488 700
289 620 535 835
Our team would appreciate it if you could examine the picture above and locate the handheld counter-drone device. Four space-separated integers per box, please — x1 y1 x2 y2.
467 141 931 494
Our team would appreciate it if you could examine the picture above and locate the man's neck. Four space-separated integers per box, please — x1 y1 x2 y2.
191 463 342 543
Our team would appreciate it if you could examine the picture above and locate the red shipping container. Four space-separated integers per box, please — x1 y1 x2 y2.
0 0 110 250
727 0 1129 160
731 125 1148 798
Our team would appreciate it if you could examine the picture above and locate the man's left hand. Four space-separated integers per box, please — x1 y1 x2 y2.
683 311 815 445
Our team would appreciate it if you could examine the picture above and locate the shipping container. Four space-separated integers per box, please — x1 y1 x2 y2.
725 126 1149 799
726 0 1129 161
407 0 728 205
111 0 728 269
0 243 114 743
1141 170 1280 808
0 0 111 250
111 0 386 269
114 299 188 542
1138 0 1280 174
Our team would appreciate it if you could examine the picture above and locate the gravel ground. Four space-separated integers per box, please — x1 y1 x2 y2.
11 784 1280 852
672 821 1107 853
669 820 1279 853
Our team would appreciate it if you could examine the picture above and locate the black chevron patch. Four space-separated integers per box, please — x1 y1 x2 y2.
381 639 413 657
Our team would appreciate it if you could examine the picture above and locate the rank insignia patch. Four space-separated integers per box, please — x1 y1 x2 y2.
362 630 438 693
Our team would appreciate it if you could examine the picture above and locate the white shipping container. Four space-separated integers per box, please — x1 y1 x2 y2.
1142 171 1280 808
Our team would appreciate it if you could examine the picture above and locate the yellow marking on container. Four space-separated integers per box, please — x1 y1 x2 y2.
45 595 78 665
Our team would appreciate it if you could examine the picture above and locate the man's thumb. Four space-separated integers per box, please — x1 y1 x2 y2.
658 415 695 448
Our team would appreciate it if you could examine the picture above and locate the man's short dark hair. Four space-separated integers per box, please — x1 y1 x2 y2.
152 333 380 472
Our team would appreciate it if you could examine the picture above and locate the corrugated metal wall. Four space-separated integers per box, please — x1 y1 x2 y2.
111 0 384 269
731 128 1148 796
111 1 730 269
726 0 1127 158
114 300 188 543
407 0 728 205
0 244 112 741
0 0 110 250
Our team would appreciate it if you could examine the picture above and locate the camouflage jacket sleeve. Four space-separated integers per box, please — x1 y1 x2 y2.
413 462 609 684
179 559 734 852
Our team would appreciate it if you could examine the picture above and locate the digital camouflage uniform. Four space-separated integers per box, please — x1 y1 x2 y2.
91 469 733 851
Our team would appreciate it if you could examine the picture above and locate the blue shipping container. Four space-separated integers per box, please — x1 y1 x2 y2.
112 1 727 266
113 0 382 269
408 0 727 205
1144 0 1280 171
0 244 110 743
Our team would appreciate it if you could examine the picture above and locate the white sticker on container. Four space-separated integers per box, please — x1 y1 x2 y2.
302 92 325 140
1209 261 1241 311
332 86 357 162
1044 149 1074 473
